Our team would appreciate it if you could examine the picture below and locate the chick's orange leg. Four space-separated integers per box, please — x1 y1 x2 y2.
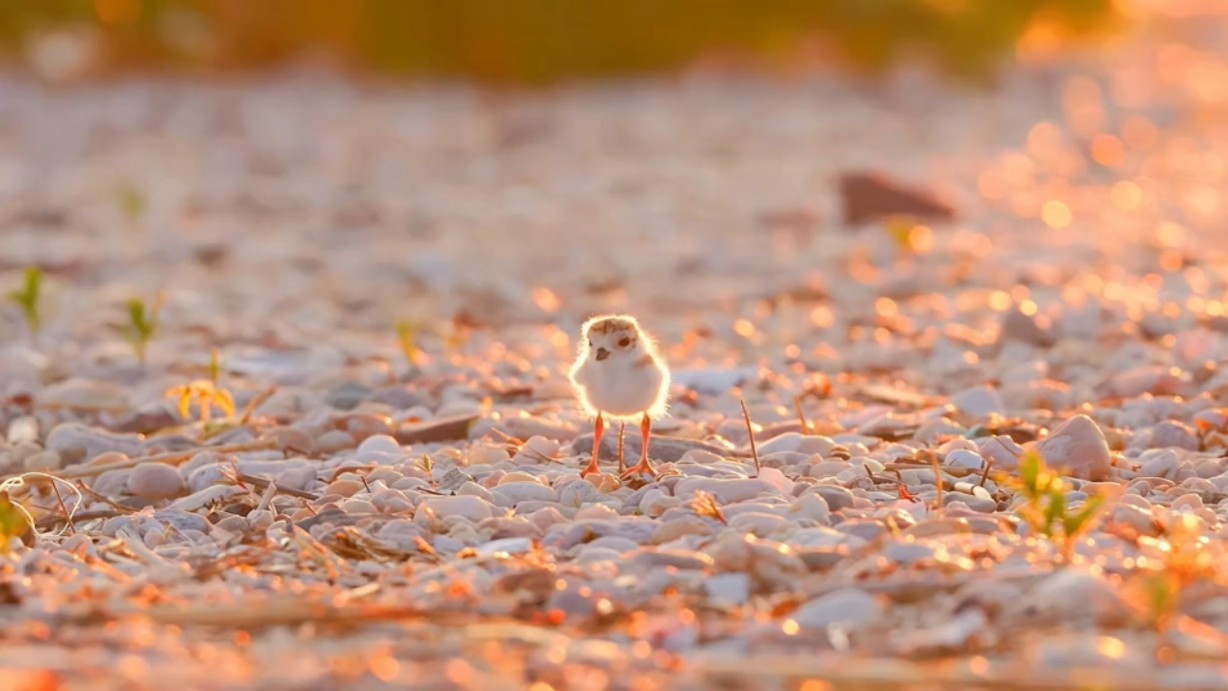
621 412 657 478
581 412 604 477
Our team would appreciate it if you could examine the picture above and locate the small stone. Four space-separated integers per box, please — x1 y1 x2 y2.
838 171 956 225
809 485 855 512
673 477 781 504
789 493 831 523
493 481 558 505
951 386 1005 417
978 435 1024 471
946 449 987 470
881 540 937 565
1033 415 1113 480
45 423 143 466
793 588 881 630
420 495 493 522
40 379 129 411
476 536 534 557
127 463 185 499
1000 307 1053 347
559 479 603 507
757 433 830 456
1143 420 1200 451
704 573 751 607
356 433 401 456
6 416 38 445
10 441 40 466
315 430 356 454
1024 569 1133 626
23 450 62 472
1139 450 1180 479
325 382 373 410
268 427 316 455
672 367 760 395
468 445 510 466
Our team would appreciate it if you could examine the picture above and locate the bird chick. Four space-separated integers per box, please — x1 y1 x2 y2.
569 314 670 478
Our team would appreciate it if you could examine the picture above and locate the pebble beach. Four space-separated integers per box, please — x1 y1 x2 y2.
6 3 1228 689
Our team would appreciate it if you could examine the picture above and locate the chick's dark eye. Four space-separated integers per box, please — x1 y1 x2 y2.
618 337 631 347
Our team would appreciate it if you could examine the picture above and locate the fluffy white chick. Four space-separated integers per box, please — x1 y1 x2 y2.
568 314 670 478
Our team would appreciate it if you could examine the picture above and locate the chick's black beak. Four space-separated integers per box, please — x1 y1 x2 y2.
595 347 610 361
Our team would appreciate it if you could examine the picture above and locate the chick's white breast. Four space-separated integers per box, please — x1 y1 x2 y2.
576 360 667 418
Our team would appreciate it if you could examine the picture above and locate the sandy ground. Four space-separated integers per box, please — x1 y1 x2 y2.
5 4 1228 690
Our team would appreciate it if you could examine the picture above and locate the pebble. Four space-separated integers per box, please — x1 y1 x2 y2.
792 588 882 630
1033 415 1113 480
6 416 38 445
127 463 186 499
45 423 144 465
704 573 752 607
492 481 558 505
951 385 1005 417
315 430 357 454
23 450 62 472
809 485 856 512
789 493 831 523
978 435 1024 470
946 449 987 470
325 382 373 410
1139 450 1180 479
757 433 830 455
674 477 781 504
356 434 402 456
420 495 494 522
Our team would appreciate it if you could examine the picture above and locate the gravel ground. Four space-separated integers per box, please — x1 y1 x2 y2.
5 5 1228 690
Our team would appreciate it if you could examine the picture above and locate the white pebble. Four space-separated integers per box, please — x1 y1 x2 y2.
127 463 185 499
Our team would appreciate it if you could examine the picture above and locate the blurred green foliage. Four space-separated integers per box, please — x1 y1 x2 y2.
0 0 1117 82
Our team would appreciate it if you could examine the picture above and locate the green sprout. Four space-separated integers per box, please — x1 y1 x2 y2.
7 266 43 335
690 490 727 525
1004 450 1107 560
0 490 34 554
396 319 422 366
124 295 163 364
118 180 148 220
208 346 223 384
166 349 235 429
1134 514 1217 631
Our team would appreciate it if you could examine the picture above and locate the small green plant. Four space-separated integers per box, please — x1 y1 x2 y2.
419 453 437 488
0 490 34 554
395 319 422 366
7 266 43 335
1006 450 1107 559
124 295 163 364
1133 514 1217 630
690 490 727 525
166 348 236 426
118 180 148 220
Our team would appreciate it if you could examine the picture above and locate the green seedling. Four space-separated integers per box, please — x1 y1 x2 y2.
396 319 422 366
124 295 163 364
207 346 223 384
166 349 236 426
1004 450 1107 559
419 454 437 487
118 180 148 220
0 490 34 554
1134 514 1217 631
885 216 928 254
8 266 43 335
690 490 727 525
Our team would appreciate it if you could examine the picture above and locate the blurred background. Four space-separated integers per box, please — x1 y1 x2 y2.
1 0 1119 84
